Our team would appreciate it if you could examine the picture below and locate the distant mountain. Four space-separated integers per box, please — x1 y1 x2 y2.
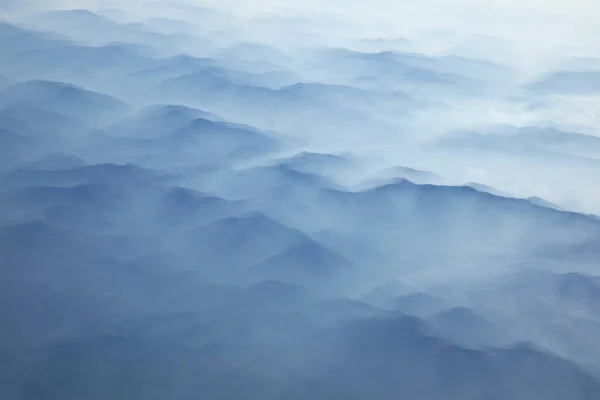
1 163 166 190
526 196 563 210
316 179 600 255
156 186 247 229
137 117 279 165
462 181 505 196
308 298 386 324
435 126 600 159
5 184 98 210
495 271 600 311
282 82 413 113
305 48 474 94
23 9 116 30
360 279 413 307
172 118 277 150
0 21 66 57
0 34 151 91
215 42 295 70
0 104 82 137
216 163 339 201
126 55 219 86
277 151 353 169
426 306 513 348
21 9 172 49
273 151 356 179
2 4 600 398
151 69 400 139
153 70 296 109
390 291 448 316
177 212 315 280
0 80 131 125
106 104 223 139
21 153 87 171
464 270 600 369
363 165 444 187
198 65 300 89
294 317 600 400
526 70 600 95
248 239 355 287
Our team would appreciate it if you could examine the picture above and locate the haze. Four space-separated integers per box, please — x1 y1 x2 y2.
1 0 600 399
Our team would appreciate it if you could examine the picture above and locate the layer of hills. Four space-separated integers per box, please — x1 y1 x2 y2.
2 5 600 400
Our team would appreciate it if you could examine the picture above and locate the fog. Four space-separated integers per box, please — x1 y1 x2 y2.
1 0 600 399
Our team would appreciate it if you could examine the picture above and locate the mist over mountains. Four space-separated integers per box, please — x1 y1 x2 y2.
1 1 600 399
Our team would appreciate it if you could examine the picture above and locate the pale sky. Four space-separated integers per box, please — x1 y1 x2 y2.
3 0 599 55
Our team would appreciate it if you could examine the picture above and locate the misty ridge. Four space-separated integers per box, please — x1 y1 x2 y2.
1 0 600 399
